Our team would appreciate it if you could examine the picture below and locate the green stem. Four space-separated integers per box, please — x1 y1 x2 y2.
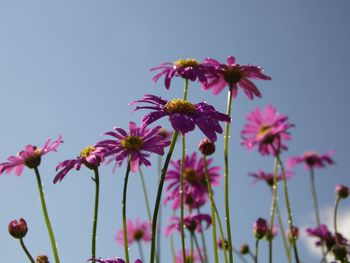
139 167 152 222
193 232 205 263
183 79 189 100
180 134 186 263
214 203 229 263
156 156 162 263
122 160 131 263
150 131 179 263
170 231 176 262
224 85 234 263
276 154 300 263
33 167 60 263
255 239 259 263
203 155 219 263
19 238 35 263
334 197 341 244
197 208 208 263
137 241 145 262
91 168 100 262
275 202 291 263
310 168 327 260
268 158 278 263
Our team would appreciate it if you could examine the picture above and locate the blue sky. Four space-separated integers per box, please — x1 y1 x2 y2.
0 1 350 262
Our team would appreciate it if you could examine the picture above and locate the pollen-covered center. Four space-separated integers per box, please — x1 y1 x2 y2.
80 146 95 158
174 58 199 69
165 99 196 114
223 66 244 84
258 124 271 138
133 229 144 241
184 168 198 184
25 148 42 169
121 136 144 150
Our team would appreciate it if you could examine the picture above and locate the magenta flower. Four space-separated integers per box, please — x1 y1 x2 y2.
165 213 212 237
287 151 335 170
253 218 268 239
175 248 202 263
248 169 294 187
116 218 151 246
151 58 214 89
88 258 142 263
95 122 170 172
202 56 271 99
0 135 63 176
241 105 294 156
306 224 348 251
164 152 220 210
53 146 103 183
130 94 230 142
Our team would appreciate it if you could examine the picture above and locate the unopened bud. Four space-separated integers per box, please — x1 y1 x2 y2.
8 218 28 239
240 244 250 254
336 184 349 199
286 226 299 244
253 218 268 240
198 139 215 156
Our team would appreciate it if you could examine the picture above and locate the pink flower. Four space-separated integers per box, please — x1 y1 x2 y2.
248 169 294 187
0 135 63 176
241 105 294 156
54 146 103 183
88 258 142 263
165 213 212 237
116 218 151 246
164 152 220 210
95 122 171 172
287 151 335 170
151 58 214 89
202 56 271 99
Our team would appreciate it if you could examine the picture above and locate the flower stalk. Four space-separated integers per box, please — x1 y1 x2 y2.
122 160 131 263
91 168 100 262
19 238 35 263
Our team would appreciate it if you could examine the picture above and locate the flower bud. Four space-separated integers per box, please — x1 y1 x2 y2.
332 244 348 261
336 184 349 199
8 218 28 239
239 244 250 254
286 226 299 244
198 139 215 156
36 255 49 263
158 128 172 139
217 238 228 250
253 218 268 239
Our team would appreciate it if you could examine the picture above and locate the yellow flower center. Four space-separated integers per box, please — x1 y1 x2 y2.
121 136 144 150
165 99 196 114
174 58 199 69
184 168 197 184
258 124 271 138
80 146 95 158
25 148 42 169
223 66 244 84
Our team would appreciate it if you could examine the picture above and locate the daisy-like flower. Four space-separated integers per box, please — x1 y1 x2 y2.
248 169 294 187
88 258 142 263
241 105 294 156
287 151 335 170
202 56 271 99
130 94 230 142
116 218 151 246
174 248 203 263
164 152 220 210
53 146 103 183
0 135 62 176
306 224 348 251
151 58 214 89
95 122 171 172
165 213 212 237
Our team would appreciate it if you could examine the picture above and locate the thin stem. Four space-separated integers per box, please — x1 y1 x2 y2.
232 247 249 263
91 168 100 262
19 238 35 263
268 158 278 263
150 131 179 263
334 197 341 244
191 232 194 261
193 232 205 263
137 241 145 262
180 134 186 263
276 154 300 263
310 168 327 260
214 203 229 263
170 232 176 262
197 208 208 263
33 167 60 263
224 85 234 263
139 167 152 222
275 202 291 263
183 79 189 100
156 156 162 263
122 160 131 263
203 155 219 263
255 239 259 263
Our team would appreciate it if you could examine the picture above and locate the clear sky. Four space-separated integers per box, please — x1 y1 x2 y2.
1 1 350 262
